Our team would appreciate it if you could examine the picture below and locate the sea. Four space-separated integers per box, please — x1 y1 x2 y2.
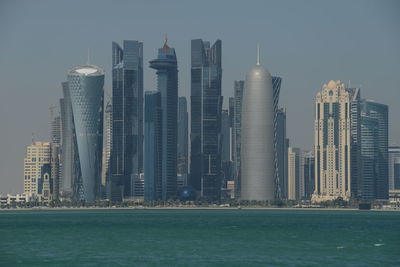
0 209 399 266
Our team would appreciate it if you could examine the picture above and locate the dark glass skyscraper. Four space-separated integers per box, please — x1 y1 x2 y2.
144 91 162 201
149 40 178 200
389 146 400 190
110 40 144 201
303 151 315 200
361 100 389 200
190 39 222 201
177 97 188 176
360 115 379 200
275 108 288 199
60 82 76 199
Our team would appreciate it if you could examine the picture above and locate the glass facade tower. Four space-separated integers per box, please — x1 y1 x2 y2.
67 64 104 202
361 100 389 200
389 146 400 190
144 91 162 201
190 39 222 201
149 40 178 200
110 40 144 201
177 97 188 176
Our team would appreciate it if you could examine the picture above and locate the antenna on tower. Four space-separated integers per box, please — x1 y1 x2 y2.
256 44 260 65
32 133 35 144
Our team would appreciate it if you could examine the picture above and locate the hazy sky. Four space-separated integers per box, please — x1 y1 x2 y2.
0 0 399 194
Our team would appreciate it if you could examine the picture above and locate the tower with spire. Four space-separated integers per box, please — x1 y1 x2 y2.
240 45 276 201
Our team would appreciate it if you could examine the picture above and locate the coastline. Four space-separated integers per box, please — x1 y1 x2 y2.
1 206 398 212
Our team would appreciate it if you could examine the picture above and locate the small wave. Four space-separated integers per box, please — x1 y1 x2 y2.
336 246 344 249
374 243 384 247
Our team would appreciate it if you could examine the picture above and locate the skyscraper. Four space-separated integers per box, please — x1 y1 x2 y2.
233 80 244 198
275 108 288 199
241 48 275 201
360 115 379 200
287 147 302 200
221 109 232 187
110 40 144 201
60 81 77 199
50 114 61 200
23 142 52 201
149 39 178 200
144 91 162 201
67 64 104 202
177 97 188 177
361 100 389 200
102 101 112 197
190 39 222 201
389 146 400 190
313 81 360 201
303 151 315 200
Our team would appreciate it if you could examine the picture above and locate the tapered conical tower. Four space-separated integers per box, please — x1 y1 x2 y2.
240 47 275 200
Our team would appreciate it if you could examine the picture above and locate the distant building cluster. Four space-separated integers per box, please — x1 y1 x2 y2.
7 38 398 206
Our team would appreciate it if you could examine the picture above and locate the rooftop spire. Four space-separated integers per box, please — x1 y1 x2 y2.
163 34 170 52
256 44 260 65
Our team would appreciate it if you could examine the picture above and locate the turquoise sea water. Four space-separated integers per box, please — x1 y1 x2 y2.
0 209 399 266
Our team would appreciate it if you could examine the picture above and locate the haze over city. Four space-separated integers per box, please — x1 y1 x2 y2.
0 0 399 194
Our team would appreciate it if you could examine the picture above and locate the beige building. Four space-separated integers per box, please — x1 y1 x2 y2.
313 80 354 202
287 147 303 200
23 142 52 202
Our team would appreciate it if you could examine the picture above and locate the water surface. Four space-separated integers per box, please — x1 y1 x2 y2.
0 209 399 266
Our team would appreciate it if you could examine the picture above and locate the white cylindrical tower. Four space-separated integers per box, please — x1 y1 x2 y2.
241 51 275 201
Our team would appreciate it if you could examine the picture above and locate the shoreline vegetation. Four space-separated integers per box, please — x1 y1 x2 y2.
1 197 398 211
0 207 398 212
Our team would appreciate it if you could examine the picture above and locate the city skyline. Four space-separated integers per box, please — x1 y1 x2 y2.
1 0 400 194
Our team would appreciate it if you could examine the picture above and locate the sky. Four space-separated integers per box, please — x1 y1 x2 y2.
0 0 399 194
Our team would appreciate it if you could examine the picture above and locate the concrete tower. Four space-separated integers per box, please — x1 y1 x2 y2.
241 47 275 201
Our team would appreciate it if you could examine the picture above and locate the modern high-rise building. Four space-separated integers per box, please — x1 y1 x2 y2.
67 64 104 202
144 91 162 201
50 114 61 200
389 146 400 190
303 151 315 200
233 80 244 198
241 49 275 201
101 101 112 197
313 81 361 201
361 100 389 200
221 109 231 163
394 158 400 190
59 82 77 199
177 97 188 177
287 147 302 200
221 109 233 187
275 108 288 199
190 39 222 201
360 115 379 200
233 77 284 200
271 76 283 199
149 40 178 200
23 142 52 202
110 40 144 201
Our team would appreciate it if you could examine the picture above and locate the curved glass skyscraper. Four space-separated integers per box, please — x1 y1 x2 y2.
67 65 104 202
